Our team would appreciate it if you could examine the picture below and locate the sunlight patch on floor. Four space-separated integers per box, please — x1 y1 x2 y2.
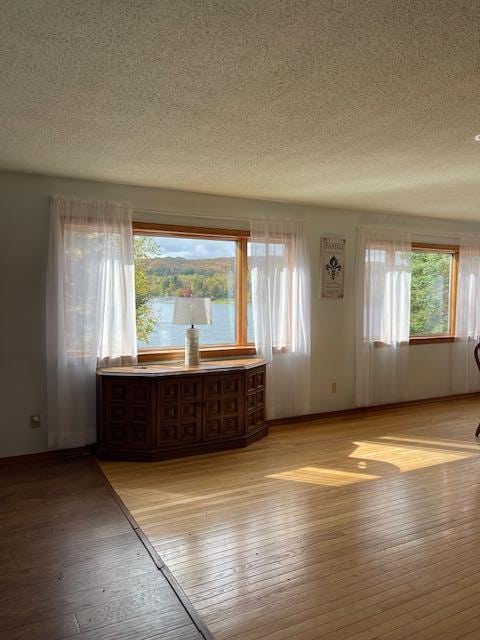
266 466 379 486
350 441 476 472
379 435 480 451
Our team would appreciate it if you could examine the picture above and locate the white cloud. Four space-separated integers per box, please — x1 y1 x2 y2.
153 236 235 259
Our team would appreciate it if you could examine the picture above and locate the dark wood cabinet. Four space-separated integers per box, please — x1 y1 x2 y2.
96 359 267 461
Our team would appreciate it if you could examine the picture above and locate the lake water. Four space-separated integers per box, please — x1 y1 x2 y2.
138 297 254 348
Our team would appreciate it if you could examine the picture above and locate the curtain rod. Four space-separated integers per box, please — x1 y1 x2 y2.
133 207 307 223
359 224 475 239
412 228 475 238
133 207 251 224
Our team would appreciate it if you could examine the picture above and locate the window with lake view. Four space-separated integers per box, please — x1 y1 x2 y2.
134 228 254 350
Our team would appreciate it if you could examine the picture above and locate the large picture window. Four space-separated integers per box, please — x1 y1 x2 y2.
133 223 255 360
409 243 459 343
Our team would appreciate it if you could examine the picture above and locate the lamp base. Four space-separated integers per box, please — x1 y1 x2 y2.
185 327 200 367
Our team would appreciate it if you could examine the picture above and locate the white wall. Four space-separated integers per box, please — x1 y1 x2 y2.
1 169 479 457
307 209 480 412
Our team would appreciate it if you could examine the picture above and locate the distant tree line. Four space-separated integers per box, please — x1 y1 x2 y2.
148 272 232 299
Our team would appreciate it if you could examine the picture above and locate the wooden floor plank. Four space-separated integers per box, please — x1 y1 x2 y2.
101 396 480 639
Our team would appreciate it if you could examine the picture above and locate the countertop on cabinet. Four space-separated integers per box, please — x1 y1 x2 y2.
97 357 267 377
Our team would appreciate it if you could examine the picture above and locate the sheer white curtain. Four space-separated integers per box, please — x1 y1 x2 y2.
249 218 310 419
46 196 137 449
355 227 412 406
452 234 480 393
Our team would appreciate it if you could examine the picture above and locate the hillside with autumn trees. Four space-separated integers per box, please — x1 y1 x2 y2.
145 256 236 299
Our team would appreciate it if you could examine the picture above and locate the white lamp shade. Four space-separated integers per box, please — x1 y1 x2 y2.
172 297 212 325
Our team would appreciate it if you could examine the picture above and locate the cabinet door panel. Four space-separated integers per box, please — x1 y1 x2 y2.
256 369 266 388
131 405 151 423
246 365 267 434
131 383 151 403
256 389 265 407
130 425 151 449
181 403 200 419
182 380 202 400
223 416 242 437
104 423 129 448
203 373 244 440
101 378 154 450
223 376 240 394
246 372 257 392
158 423 180 445
108 405 128 422
180 422 201 442
206 399 221 416
206 379 222 396
205 419 222 438
161 382 179 402
106 381 129 403
160 404 178 420
157 378 202 448
223 397 240 415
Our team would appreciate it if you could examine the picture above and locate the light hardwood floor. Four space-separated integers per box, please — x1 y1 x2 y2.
101 397 480 640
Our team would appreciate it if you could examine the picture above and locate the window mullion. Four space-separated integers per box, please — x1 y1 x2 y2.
450 250 459 336
236 238 248 345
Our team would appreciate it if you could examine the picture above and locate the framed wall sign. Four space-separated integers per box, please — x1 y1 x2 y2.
320 236 345 298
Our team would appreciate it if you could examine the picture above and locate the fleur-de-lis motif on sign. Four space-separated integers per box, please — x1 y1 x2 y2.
326 255 342 281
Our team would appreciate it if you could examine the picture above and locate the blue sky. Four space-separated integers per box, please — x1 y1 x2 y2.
152 236 235 259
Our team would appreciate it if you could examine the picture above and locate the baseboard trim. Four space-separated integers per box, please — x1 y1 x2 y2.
0 446 91 465
268 391 480 427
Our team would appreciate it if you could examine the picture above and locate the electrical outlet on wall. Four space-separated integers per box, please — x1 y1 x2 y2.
30 414 41 429
331 382 337 394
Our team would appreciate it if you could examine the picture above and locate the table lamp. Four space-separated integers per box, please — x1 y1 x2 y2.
172 297 212 366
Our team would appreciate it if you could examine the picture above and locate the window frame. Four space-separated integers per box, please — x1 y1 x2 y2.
409 242 459 345
132 222 256 362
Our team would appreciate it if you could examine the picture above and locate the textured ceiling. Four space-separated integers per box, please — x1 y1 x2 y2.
1 1 479 220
